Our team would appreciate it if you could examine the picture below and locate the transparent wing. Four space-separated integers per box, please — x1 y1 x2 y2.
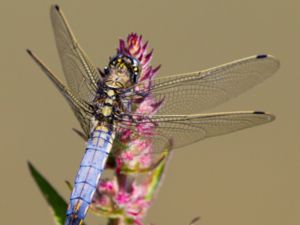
118 111 275 154
50 5 101 104
27 50 94 137
134 55 279 115
152 111 274 152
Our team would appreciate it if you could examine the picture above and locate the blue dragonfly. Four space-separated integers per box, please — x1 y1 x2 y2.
27 5 280 225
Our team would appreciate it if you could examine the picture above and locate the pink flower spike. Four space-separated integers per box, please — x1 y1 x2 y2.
127 33 138 43
152 64 161 76
116 191 131 204
151 98 164 113
121 151 134 161
139 154 152 167
120 129 132 141
90 34 167 224
141 64 160 81
142 41 149 51
99 180 117 193
138 53 143 62
118 39 125 52
132 44 142 56
142 49 153 68
140 67 152 81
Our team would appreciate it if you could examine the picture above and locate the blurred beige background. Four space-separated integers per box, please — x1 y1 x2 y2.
0 0 299 225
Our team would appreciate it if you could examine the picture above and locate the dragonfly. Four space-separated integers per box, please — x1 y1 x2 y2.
27 5 280 225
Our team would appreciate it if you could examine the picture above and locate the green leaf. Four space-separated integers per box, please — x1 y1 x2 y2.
28 161 67 225
145 148 173 200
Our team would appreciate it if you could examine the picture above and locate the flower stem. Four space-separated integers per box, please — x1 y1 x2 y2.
107 218 121 225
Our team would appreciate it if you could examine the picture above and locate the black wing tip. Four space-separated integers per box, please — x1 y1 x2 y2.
256 54 268 59
26 49 32 55
53 4 60 11
253 111 266 115
26 49 37 60
253 111 276 121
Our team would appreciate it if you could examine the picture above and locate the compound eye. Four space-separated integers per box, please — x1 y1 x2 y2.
132 58 139 66
110 60 116 66
104 67 110 75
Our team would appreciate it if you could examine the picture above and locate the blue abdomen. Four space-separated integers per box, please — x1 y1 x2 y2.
65 125 115 225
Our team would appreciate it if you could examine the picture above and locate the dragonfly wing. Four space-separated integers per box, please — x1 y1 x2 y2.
50 5 101 104
72 109 94 138
27 50 94 137
148 55 279 115
148 111 275 152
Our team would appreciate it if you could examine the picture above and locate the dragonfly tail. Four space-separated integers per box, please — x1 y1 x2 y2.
65 125 115 225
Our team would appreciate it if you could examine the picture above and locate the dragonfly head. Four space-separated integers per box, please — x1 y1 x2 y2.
104 54 140 89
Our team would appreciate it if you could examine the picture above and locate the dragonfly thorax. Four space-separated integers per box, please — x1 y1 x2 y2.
92 54 140 122
92 87 128 124
93 88 116 119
